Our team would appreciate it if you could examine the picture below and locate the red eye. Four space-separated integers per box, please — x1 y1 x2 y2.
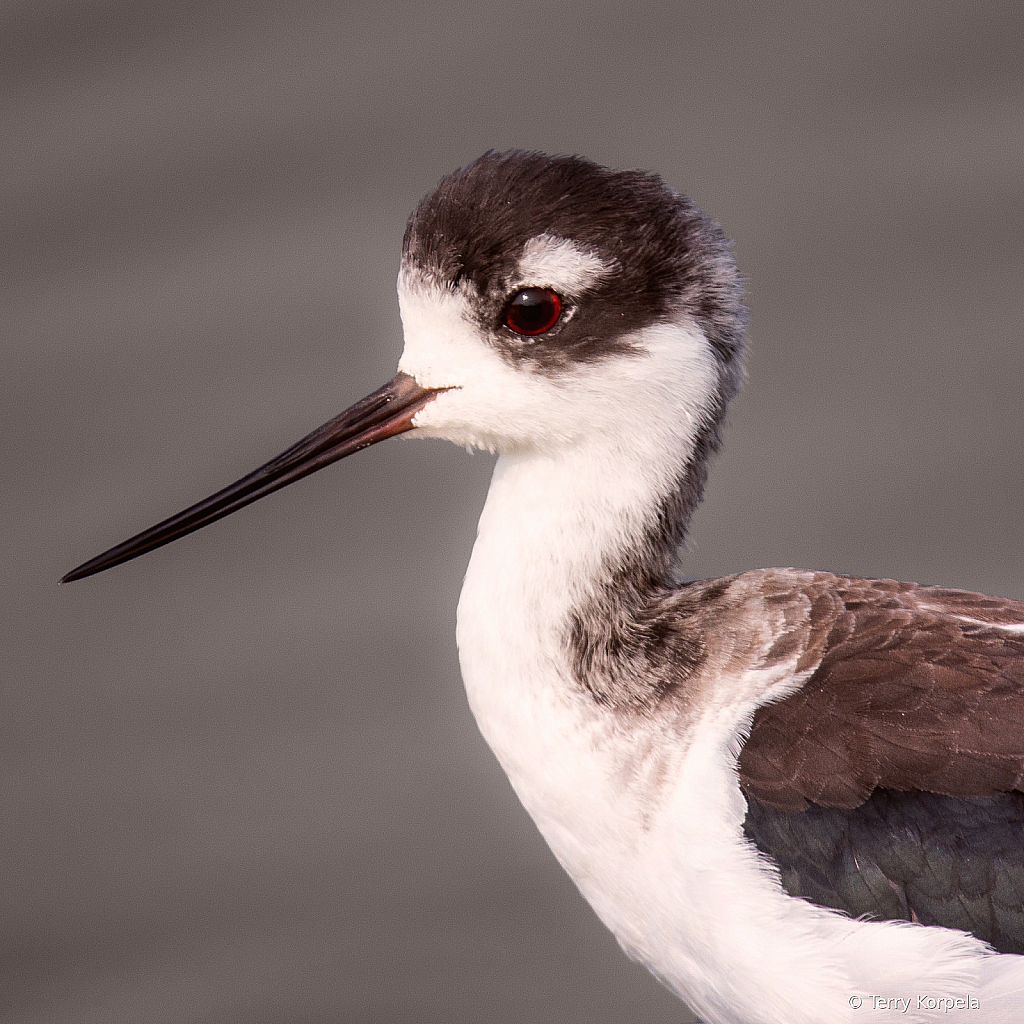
503 288 562 336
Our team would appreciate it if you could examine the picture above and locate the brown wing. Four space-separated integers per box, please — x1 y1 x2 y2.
738 576 1024 812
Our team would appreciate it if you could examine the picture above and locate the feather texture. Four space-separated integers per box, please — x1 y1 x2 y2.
737 576 1024 811
744 789 1024 954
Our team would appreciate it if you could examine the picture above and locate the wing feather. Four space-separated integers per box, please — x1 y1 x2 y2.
733 573 1024 950
738 576 1024 811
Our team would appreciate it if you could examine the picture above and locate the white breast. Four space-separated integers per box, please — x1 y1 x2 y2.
455 448 1021 1024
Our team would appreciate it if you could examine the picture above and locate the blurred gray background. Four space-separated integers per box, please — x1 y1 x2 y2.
4 1 1022 1022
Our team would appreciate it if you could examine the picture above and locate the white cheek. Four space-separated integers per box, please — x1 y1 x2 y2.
395 278 478 390
395 270 720 463
396 274 555 449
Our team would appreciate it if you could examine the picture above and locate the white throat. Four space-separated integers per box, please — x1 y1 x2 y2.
449 319 720 850
399 279 728 930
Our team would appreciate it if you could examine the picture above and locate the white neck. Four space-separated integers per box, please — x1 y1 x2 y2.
454 386 711 847
460 432 680 656
448 318 720 799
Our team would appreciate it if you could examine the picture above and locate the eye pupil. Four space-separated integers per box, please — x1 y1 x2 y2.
504 288 562 336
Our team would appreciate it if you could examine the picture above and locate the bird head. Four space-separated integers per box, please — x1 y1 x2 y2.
62 151 745 583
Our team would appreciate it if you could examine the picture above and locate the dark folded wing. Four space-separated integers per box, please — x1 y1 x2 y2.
742 788 1024 953
735 576 1024 950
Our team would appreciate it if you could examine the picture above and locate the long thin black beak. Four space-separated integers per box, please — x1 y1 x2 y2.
61 372 446 584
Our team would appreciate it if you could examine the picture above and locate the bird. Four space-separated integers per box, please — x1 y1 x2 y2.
63 150 1024 1023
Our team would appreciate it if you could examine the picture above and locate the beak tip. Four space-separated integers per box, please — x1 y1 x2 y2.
59 372 444 584
60 555 109 584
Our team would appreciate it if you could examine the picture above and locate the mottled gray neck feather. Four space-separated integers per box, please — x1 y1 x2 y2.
569 382 738 712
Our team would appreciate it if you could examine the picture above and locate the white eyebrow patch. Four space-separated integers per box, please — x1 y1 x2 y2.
516 233 615 294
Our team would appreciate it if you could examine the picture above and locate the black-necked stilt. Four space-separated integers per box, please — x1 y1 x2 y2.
63 151 1024 1023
